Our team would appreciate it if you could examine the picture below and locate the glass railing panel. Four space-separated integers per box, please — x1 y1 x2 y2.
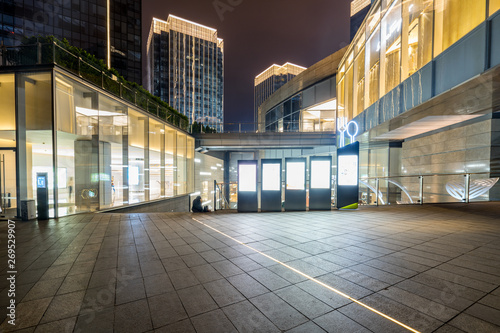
423 174 465 203
469 173 498 202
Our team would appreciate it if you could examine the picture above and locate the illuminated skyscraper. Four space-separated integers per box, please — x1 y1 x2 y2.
254 63 306 127
147 16 224 132
0 0 142 84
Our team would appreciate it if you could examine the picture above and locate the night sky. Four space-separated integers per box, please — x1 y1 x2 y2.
142 0 351 125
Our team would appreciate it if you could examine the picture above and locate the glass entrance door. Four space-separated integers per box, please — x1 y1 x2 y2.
0 149 17 217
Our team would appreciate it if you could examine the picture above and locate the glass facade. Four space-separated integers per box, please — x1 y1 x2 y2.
0 0 142 84
264 75 338 133
338 0 491 122
148 16 224 132
254 63 306 126
4 68 194 218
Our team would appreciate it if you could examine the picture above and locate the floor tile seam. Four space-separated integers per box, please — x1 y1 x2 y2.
353 291 448 329
314 307 379 333
435 262 500 284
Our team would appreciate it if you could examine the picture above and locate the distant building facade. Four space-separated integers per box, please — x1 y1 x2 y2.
0 0 142 84
254 63 306 127
350 0 372 41
147 16 224 132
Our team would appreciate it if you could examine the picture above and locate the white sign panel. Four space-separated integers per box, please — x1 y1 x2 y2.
239 164 257 192
310 160 330 189
338 155 358 186
129 166 140 186
262 163 281 191
286 162 305 190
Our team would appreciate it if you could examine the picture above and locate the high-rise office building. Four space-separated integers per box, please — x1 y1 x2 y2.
350 0 372 41
147 16 224 132
0 0 142 84
254 63 306 126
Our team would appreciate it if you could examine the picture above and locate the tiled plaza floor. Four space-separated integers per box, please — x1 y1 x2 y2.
1 203 500 332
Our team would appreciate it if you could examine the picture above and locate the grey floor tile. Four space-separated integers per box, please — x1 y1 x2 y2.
154 319 195 333
227 273 269 298
191 309 237 333
250 292 308 330
57 273 92 295
222 300 280 333
204 278 245 307
22 278 64 302
314 310 371 333
177 284 218 317
168 268 200 290
464 303 500 327
144 273 175 297
114 299 152 333
211 260 244 277
285 320 327 333
115 277 146 305
34 317 76 333
40 291 85 324
191 264 224 283
148 292 187 328
0 297 52 330
449 313 500 333
275 285 333 319
247 268 291 291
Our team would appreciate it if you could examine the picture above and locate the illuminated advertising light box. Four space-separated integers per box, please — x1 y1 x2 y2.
286 162 305 190
310 160 331 189
238 160 258 212
338 155 358 186
262 163 281 191
238 164 257 192
336 141 360 210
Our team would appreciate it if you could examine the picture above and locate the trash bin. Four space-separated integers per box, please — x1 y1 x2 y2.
21 200 36 221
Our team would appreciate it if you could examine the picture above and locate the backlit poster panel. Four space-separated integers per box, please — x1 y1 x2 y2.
262 163 280 191
286 162 305 190
239 164 257 192
310 160 330 189
338 155 358 186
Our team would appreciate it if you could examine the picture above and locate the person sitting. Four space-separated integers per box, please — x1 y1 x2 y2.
192 196 210 212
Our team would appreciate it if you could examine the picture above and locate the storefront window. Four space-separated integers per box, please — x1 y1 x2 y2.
165 128 176 197
491 0 500 16
20 72 55 217
434 0 486 57
149 119 163 200
366 27 381 107
128 109 147 204
176 133 187 195
56 73 98 215
0 74 16 216
402 0 433 79
99 95 127 209
381 0 402 95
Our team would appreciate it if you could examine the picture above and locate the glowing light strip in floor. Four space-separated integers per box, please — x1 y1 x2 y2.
192 217 421 333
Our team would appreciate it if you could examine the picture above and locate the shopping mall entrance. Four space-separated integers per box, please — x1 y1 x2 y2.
0 148 17 217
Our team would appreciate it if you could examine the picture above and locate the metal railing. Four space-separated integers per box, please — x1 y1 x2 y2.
213 180 230 210
0 42 189 131
214 181 237 210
